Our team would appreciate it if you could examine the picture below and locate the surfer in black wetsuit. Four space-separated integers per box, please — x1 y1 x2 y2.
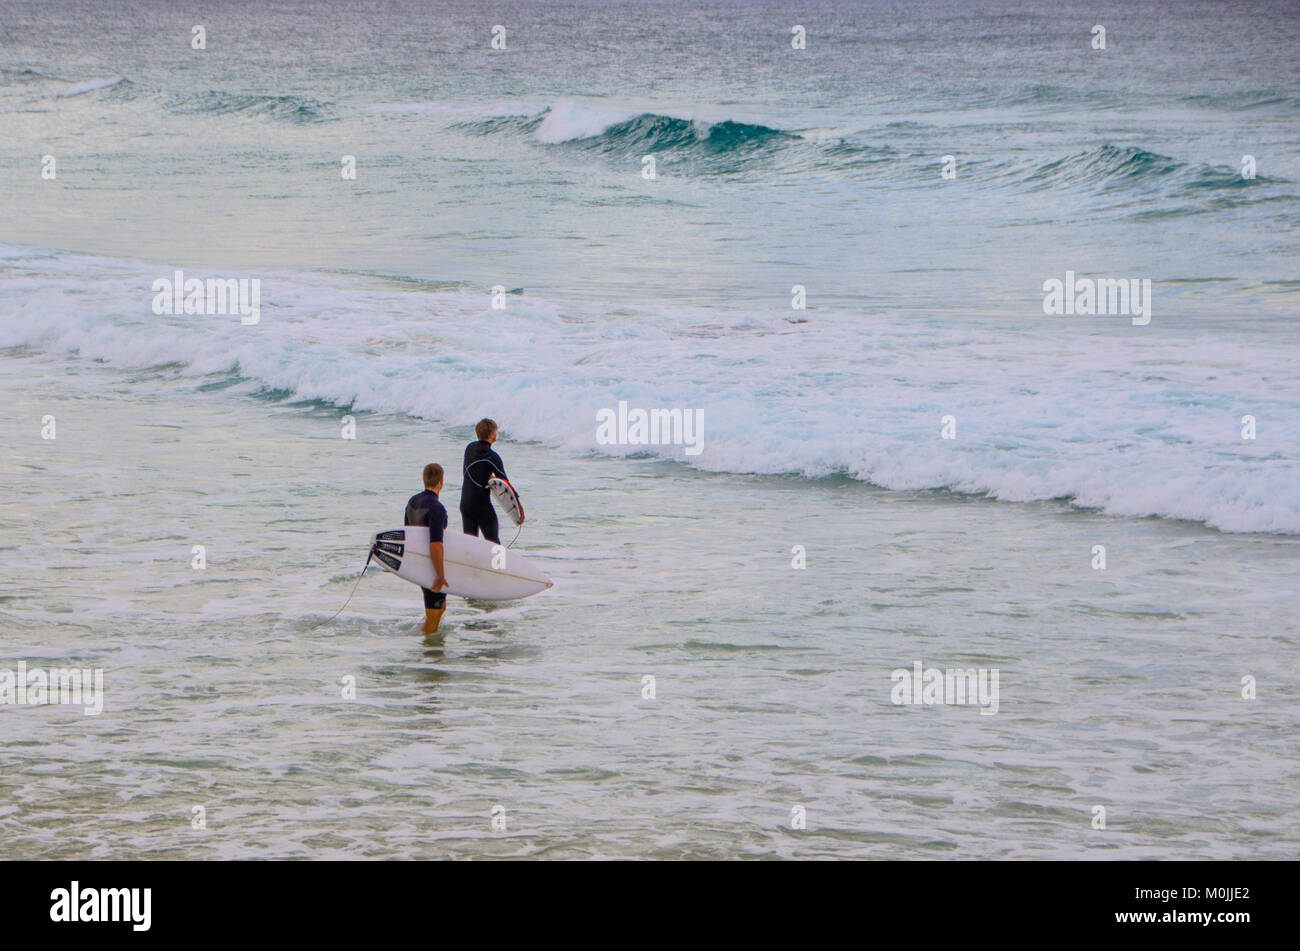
460 418 510 544
405 463 448 634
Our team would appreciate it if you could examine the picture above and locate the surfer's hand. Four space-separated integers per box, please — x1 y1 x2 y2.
433 575 448 591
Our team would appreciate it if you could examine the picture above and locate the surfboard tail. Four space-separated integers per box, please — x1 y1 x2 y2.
370 527 550 600
487 477 525 525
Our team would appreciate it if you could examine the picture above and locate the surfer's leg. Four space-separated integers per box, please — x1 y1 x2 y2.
479 503 500 545
421 587 446 633
461 500 498 543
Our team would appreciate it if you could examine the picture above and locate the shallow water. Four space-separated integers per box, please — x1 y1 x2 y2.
2 357 1296 858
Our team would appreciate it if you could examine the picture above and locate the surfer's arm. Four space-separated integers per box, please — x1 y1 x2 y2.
430 541 447 589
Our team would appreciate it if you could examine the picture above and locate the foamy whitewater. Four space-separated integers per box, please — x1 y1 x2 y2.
1 0 1298 859
5 245 1300 533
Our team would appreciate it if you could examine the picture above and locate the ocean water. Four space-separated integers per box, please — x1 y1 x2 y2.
1 0 1298 859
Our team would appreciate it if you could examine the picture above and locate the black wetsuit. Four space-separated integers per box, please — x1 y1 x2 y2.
460 440 507 544
404 489 448 609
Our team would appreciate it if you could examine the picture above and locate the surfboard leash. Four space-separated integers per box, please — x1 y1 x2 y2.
466 459 525 548
462 458 499 489
308 549 373 632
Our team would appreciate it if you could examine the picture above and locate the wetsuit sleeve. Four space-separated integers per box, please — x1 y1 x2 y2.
429 503 446 543
489 449 507 481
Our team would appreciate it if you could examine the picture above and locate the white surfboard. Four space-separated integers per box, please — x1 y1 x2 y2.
370 526 552 600
488 476 525 526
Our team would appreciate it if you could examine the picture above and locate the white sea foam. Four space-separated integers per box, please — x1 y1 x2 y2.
533 98 641 142
2 245 1298 534
57 77 126 97
530 98 773 143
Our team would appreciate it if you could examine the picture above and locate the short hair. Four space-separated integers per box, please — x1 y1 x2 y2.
475 418 498 441
422 463 444 489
